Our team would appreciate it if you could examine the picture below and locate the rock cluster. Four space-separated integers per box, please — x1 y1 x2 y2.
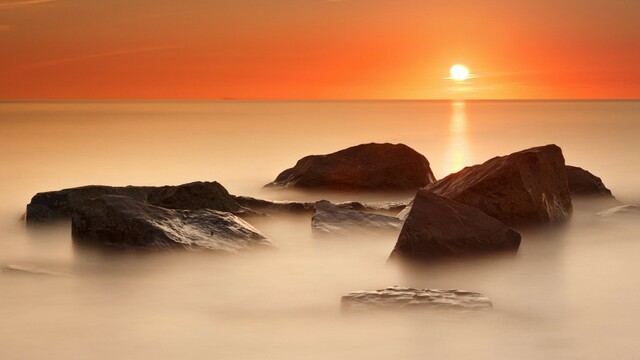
390 190 521 261
426 144 572 225
20 141 626 313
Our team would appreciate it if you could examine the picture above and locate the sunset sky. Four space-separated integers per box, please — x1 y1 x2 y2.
1 0 639 100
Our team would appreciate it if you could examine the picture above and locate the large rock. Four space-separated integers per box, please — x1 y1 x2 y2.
26 181 248 224
390 190 521 261
71 196 271 252
312 200 404 235
427 144 572 225
341 286 492 312
566 165 614 197
265 143 436 191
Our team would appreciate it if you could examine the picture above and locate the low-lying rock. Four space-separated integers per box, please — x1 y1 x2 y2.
234 195 409 215
312 200 404 235
3 264 69 277
233 196 315 214
390 190 521 261
71 195 271 252
265 143 436 191
427 144 572 225
341 286 492 312
566 165 614 198
26 181 249 224
597 205 640 218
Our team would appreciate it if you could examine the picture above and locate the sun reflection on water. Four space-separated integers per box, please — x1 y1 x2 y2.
443 100 472 175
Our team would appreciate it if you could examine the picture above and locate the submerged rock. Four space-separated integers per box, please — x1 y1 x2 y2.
427 144 572 225
265 143 436 191
312 200 404 235
3 264 69 277
390 190 521 261
597 205 640 218
26 181 248 224
71 196 271 252
341 286 492 312
566 165 614 198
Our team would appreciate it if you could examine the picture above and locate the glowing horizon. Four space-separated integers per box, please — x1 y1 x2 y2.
1 1 639 100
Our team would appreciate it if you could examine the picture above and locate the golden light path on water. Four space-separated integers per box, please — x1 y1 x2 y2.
443 100 473 175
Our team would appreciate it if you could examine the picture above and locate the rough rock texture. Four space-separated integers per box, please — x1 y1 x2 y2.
71 196 271 252
26 181 248 224
312 200 404 235
566 165 614 197
265 143 436 191
427 144 572 225
390 190 521 261
597 205 640 218
234 195 409 215
341 286 492 312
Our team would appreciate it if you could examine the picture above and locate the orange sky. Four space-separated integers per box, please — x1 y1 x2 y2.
1 0 639 99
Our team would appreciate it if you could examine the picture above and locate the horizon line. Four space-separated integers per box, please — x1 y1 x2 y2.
1 98 639 103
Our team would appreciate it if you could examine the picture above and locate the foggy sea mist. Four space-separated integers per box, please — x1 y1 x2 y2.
1 100 639 359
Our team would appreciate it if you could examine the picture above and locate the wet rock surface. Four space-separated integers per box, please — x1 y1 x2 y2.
341 286 492 312
566 165 614 198
26 181 248 224
265 143 436 191
312 200 404 235
71 195 271 252
390 190 521 261
427 144 572 225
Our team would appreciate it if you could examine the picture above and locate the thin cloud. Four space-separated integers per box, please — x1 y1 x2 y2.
18 46 176 70
0 0 57 9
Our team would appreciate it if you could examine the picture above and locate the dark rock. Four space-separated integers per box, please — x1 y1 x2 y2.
341 286 492 312
390 190 521 261
427 144 572 225
71 196 271 252
26 181 248 224
566 165 614 197
265 143 436 191
597 205 640 218
312 200 404 235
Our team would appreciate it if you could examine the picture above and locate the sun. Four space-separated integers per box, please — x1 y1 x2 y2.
450 64 470 81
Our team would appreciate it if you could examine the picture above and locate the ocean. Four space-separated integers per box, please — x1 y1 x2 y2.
1 100 639 359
